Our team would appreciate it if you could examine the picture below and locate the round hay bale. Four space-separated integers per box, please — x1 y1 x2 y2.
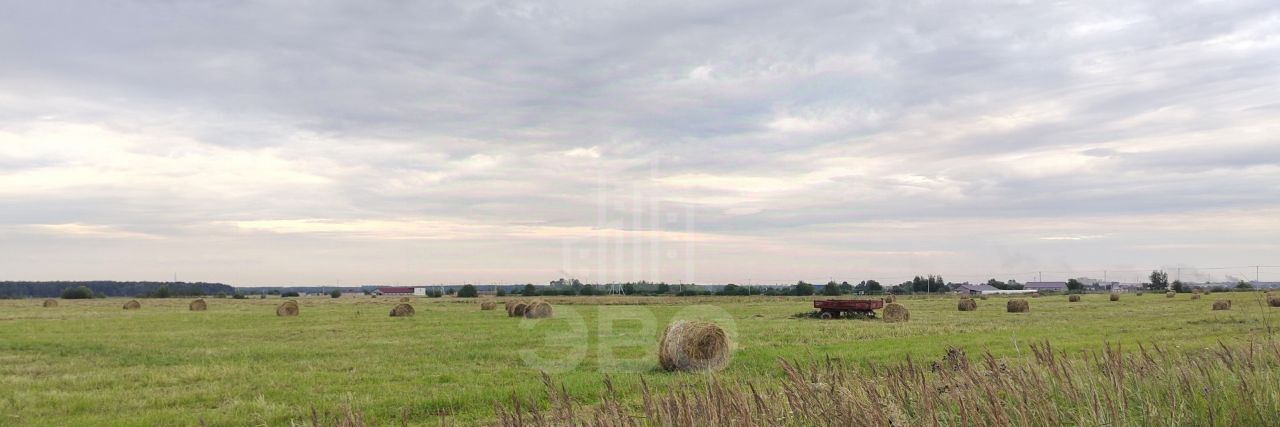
1136 291 1144 296
1031 293 1041 298
1212 300 1231 311
1267 296 1280 308
1191 294 1201 300
1068 295 1081 302
480 302 497 310
658 321 730 372
1109 293 1120 302
1007 299 1030 313
509 301 529 317
276 300 299 317
524 300 553 319
979 294 989 300
1166 291 1176 298
883 303 910 322
883 295 896 303
42 299 58 308
123 300 141 310
389 303 415 317
189 299 207 311
400 297 410 303
957 298 977 312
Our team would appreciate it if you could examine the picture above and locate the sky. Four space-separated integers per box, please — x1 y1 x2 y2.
1 0 1278 286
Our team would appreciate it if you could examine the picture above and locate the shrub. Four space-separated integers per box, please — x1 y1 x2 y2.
60 286 94 299
232 293 247 300
329 289 342 299
458 284 478 298
281 291 300 298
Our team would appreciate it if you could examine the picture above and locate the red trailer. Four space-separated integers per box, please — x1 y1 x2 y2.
813 299 885 319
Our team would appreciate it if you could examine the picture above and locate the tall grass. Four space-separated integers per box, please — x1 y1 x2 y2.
497 340 1280 426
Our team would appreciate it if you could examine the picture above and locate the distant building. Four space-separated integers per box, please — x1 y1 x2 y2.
956 283 1000 295
1024 282 1068 292
375 286 414 296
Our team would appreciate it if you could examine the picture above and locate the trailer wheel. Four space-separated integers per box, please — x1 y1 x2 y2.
819 311 833 320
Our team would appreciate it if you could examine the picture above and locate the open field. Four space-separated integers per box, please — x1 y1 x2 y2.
1 293 1277 425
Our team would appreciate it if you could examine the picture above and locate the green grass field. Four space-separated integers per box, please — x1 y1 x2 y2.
1 293 1275 426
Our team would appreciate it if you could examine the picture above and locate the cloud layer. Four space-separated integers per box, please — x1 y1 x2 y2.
2 0 1278 285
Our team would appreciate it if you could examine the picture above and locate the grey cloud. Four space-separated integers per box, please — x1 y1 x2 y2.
1 0 1279 283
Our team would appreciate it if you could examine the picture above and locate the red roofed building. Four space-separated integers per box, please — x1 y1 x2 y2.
375 286 415 296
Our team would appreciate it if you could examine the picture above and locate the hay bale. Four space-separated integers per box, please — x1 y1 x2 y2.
957 298 977 312
480 302 497 310
189 299 207 311
979 294 989 300
1031 293 1041 298
1191 294 1201 300
658 321 730 372
123 300 141 310
276 300 299 317
883 295 896 303
524 300 553 319
1007 299 1030 313
1166 291 1176 298
1136 291 1144 296
509 301 529 317
389 303 415 317
42 299 58 308
1212 300 1231 311
1068 295 1081 302
1267 296 1280 308
1110 293 1120 302
883 303 910 322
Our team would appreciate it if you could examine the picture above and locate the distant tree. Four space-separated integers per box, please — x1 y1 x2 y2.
1171 280 1185 293
329 289 342 299
1066 279 1084 293
495 288 507 297
426 288 443 298
457 284 478 298
656 283 671 294
579 284 598 296
445 288 455 295
862 280 883 294
793 281 815 296
60 286 94 299
622 283 638 295
522 284 538 297
232 293 247 300
281 291 300 298
1148 270 1169 290
838 281 854 294
153 285 171 298
822 281 842 296
1235 281 1253 290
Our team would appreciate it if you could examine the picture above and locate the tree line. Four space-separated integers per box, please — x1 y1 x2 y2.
0 281 236 299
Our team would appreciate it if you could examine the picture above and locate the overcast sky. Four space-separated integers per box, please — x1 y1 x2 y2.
2 1 1278 286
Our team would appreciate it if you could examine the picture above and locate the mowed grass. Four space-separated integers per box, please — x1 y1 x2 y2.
0 293 1274 425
